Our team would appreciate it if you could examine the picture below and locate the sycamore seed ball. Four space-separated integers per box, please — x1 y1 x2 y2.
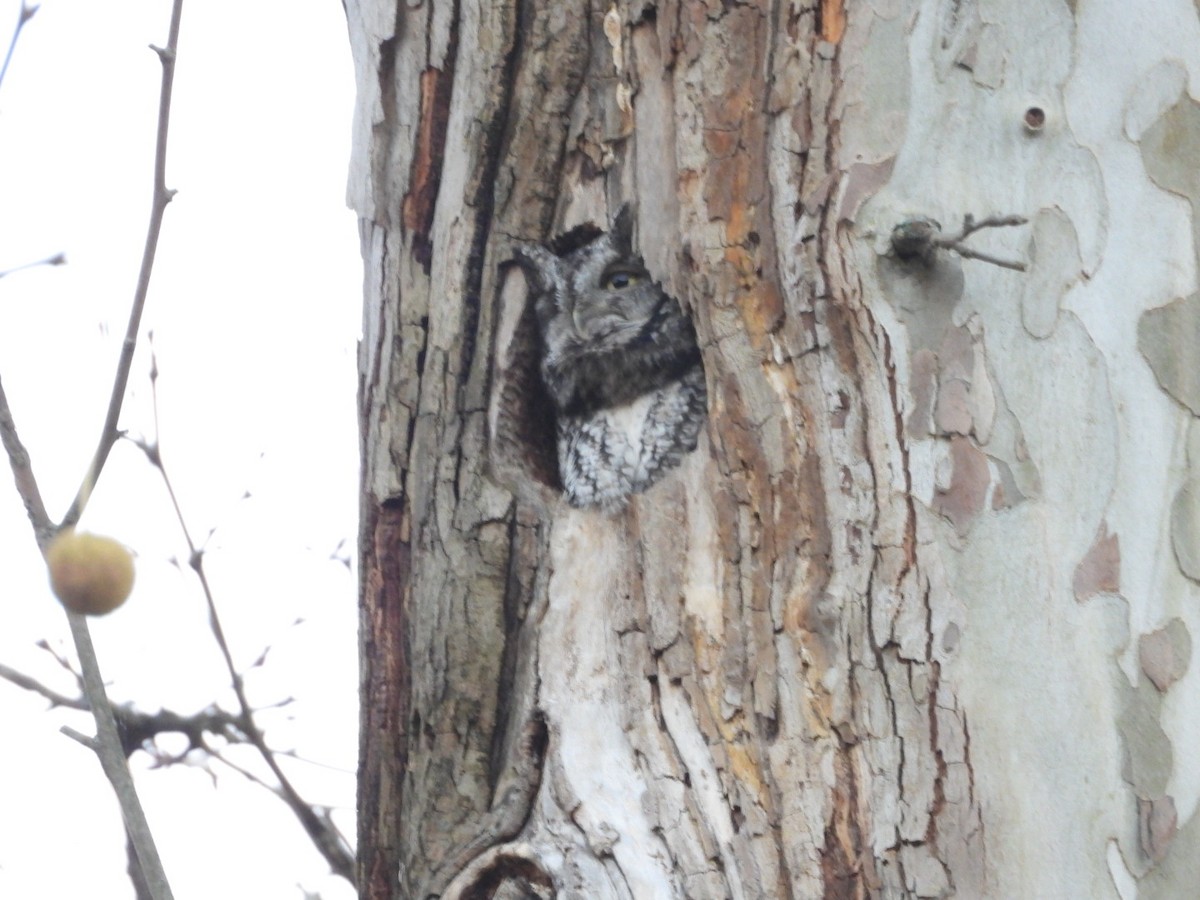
46 530 135 616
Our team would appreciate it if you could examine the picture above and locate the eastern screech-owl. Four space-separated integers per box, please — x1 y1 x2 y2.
515 205 707 509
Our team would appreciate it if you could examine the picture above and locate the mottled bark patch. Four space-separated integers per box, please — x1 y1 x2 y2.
1020 208 1081 339
1170 481 1200 581
1139 294 1200 416
1072 521 1121 602
1139 795 1178 865
933 436 989 536
1138 620 1191 693
1117 675 1172 800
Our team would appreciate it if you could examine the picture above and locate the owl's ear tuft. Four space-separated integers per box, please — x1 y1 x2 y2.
611 203 635 254
547 222 604 257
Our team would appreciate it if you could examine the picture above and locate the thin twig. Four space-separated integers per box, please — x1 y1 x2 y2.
36 637 86 690
0 660 88 709
0 251 66 279
933 213 1027 243
0 1 37 94
941 242 1028 272
138 369 357 885
208 748 352 854
0 376 52 545
272 747 354 774
932 213 1028 271
208 746 280 791
62 725 100 751
59 1 183 530
891 213 1029 271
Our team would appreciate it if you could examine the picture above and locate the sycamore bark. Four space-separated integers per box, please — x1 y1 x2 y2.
348 1 1200 897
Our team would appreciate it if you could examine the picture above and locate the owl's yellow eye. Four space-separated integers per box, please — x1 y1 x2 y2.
602 269 644 290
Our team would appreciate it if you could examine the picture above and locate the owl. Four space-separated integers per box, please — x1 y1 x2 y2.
514 205 707 509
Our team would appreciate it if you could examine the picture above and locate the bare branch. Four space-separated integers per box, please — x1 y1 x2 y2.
0 323 165 889
2 3 349 888
0 660 260 764
66 612 175 898
116 703 248 757
0 3 187 897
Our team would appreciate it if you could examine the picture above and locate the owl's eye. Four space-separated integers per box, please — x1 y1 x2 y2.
602 269 643 290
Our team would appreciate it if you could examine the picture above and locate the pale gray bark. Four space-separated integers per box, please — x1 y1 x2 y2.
348 1 1200 897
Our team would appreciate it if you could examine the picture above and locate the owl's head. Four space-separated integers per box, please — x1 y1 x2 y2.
515 204 669 347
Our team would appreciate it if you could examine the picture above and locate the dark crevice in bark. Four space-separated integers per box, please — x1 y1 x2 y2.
925 660 951 880
422 713 549 899
822 742 869 900
454 0 523 422
491 513 529 785
490 283 561 493
404 3 458 269
963 712 983 852
359 502 413 899
461 855 554 900
374 33 399 224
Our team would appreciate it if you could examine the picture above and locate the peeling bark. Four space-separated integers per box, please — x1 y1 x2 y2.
347 0 1200 898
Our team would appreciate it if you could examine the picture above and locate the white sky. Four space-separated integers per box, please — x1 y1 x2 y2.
0 1 362 897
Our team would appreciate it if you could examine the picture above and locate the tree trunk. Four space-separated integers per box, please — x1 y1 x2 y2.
348 0 1200 897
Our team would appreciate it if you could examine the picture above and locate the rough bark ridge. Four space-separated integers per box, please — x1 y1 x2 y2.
349 0 983 896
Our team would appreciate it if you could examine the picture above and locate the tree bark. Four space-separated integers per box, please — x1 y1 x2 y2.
349 0 1200 897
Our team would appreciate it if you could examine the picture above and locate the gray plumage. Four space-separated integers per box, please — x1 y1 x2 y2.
515 206 707 509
